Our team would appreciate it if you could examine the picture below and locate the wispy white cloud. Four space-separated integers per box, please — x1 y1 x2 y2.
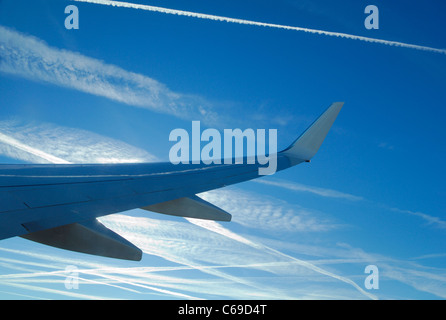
255 178 364 201
186 218 261 248
388 206 446 230
1 200 445 299
185 215 377 299
333 243 446 299
7 207 445 300
255 178 446 231
0 25 218 123
0 119 156 164
73 0 446 55
198 188 337 232
0 131 70 164
3 211 446 299
99 213 376 299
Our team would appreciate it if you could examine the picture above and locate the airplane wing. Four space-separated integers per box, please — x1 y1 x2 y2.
0 102 343 260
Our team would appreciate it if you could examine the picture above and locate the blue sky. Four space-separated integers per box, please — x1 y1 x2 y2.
0 0 445 299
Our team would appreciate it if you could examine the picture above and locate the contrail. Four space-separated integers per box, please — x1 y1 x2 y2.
255 178 364 201
0 132 71 164
72 0 446 55
186 217 378 300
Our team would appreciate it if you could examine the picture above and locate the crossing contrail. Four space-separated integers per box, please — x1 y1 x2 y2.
72 0 446 55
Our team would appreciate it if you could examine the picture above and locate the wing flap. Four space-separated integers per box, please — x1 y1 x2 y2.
21 219 142 261
0 191 29 212
141 195 232 222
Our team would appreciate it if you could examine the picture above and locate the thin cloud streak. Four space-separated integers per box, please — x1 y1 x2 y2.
100 214 357 299
256 178 446 231
0 25 218 123
0 120 156 164
186 215 377 300
255 178 364 201
73 0 446 55
0 131 70 164
199 189 337 232
101 214 279 297
388 206 446 230
3 214 446 299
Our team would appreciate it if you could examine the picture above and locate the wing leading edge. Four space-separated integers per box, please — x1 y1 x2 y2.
0 102 343 260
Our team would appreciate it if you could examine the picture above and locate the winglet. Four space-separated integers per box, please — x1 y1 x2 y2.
281 102 344 161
